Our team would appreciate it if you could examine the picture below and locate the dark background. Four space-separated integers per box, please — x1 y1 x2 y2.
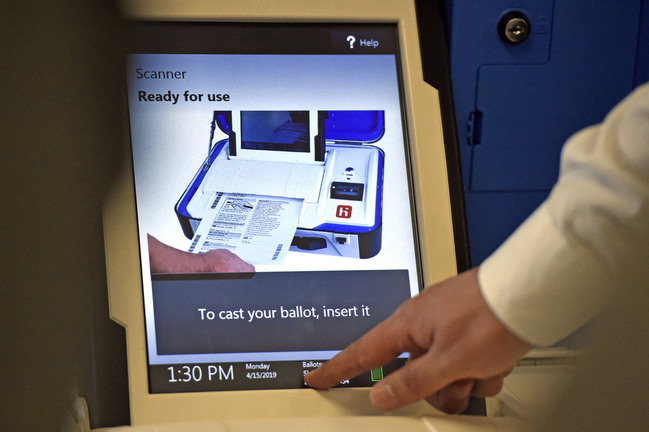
1 2 129 429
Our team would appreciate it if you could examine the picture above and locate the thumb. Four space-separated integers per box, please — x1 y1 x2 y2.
425 379 474 414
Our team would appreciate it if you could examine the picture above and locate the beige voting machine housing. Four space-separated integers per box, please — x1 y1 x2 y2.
101 0 478 428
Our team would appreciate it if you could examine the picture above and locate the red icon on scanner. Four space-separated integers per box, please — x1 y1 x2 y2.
336 205 352 219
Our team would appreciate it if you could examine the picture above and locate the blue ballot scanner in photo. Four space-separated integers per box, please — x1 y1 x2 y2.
176 110 385 259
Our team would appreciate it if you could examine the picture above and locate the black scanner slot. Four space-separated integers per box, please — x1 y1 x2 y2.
292 236 327 251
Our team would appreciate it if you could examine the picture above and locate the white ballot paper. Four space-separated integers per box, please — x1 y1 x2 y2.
188 192 303 265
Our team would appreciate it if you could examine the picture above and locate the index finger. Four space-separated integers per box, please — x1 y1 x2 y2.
304 316 407 389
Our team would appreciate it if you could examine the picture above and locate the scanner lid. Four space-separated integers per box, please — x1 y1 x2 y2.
215 110 385 143
324 110 384 143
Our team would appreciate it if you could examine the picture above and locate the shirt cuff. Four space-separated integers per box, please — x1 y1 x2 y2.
478 204 613 347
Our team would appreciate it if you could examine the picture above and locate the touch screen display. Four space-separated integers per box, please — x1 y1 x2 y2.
126 23 421 393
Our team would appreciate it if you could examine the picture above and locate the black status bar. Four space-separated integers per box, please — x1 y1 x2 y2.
128 22 398 55
149 358 407 393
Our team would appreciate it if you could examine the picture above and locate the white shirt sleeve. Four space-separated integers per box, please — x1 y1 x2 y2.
478 83 649 347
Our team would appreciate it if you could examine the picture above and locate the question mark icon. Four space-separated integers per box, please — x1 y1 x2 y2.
347 35 356 49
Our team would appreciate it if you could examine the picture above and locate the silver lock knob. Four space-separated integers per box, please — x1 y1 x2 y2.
498 12 531 45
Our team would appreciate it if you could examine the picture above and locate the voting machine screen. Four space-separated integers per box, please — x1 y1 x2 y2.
103 0 466 424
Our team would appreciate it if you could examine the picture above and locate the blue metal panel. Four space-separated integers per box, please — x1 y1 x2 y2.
441 0 647 264
472 3 639 192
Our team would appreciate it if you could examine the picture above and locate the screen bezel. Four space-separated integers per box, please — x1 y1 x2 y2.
104 0 463 424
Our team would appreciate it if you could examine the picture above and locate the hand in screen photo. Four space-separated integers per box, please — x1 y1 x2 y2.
148 234 255 274
305 268 531 414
